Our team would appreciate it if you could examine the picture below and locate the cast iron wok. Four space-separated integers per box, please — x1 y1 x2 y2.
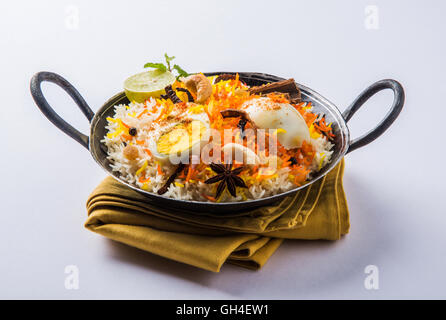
30 72 404 213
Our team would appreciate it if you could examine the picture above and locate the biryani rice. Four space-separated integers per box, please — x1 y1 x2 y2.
102 77 334 202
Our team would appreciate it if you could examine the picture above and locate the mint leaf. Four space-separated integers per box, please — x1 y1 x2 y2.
173 64 189 79
164 53 175 71
143 55 188 78
143 62 167 72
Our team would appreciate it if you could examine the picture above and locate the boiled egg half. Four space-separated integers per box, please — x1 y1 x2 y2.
241 97 310 149
148 104 210 164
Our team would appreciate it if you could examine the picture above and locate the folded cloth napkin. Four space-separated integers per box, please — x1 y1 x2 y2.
85 159 349 272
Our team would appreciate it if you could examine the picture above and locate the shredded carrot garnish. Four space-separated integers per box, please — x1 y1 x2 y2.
313 117 335 138
157 163 163 175
203 194 216 202
177 172 186 179
120 120 130 129
139 176 151 183
185 166 194 182
137 109 148 119
121 134 133 140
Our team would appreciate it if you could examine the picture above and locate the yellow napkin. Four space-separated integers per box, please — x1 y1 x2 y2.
85 159 349 272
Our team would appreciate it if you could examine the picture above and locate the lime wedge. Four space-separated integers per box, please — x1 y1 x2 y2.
124 70 176 103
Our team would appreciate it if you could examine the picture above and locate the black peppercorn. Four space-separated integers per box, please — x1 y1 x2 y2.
129 127 137 136
289 157 298 165
237 118 248 139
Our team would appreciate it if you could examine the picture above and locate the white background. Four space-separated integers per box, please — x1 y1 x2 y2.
1 0 445 299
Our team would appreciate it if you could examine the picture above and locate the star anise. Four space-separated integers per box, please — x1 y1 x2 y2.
205 163 247 198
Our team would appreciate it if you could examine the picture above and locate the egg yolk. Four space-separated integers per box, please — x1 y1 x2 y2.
156 120 207 155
